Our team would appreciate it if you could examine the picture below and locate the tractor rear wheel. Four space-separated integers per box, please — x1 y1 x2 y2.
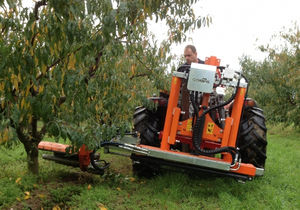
133 107 161 147
237 106 267 168
132 106 162 176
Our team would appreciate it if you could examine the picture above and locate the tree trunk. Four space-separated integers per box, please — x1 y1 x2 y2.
16 117 42 175
24 142 39 175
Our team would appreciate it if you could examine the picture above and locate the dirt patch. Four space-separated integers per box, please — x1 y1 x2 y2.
7 172 97 210
8 187 50 210
7 155 133 209
58 171 98 184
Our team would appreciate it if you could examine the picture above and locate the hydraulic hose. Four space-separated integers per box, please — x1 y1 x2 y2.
89 141 124 173
190 78 242 164
90 151 110 175
190 93 238 163
90 139 144 173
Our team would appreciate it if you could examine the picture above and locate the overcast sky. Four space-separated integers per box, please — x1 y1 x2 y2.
22 0 299 70
151 0 300 70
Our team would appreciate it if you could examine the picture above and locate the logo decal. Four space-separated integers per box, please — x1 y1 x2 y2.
192 77 210 84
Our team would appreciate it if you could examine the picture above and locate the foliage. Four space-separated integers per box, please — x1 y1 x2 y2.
240 23 300 127
0 129 299 209
0 0 208 173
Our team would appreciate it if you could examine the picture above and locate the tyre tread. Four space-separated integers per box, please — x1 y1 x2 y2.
238 106 267 168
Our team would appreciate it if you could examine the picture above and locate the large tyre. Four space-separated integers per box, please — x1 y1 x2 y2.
237 105 267 168
133 107 161 147
132 106 164 177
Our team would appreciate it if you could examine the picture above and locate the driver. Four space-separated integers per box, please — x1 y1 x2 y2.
178 45 204 120
183 45 204 66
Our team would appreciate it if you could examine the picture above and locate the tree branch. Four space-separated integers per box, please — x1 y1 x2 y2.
87 49 104 79
16 127 29 145
135 54 152 71
33 0 47 20
0 4 8 16
31 116 39 142
31 32 39 46
1 25 6 35
37 123 47 140
87 32 130 79
36 46 82 81
130 73 150 80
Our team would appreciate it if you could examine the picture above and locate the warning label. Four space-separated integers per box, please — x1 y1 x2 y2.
186 119 192 131
207 123 214 134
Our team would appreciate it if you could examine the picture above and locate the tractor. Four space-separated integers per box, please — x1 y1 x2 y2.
39 56 267 181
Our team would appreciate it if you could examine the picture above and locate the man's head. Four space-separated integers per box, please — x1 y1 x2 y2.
184 45 198 65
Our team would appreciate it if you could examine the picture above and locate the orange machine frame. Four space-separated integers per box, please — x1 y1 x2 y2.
38 56 258 178
157 56 256 177
38 142 91 171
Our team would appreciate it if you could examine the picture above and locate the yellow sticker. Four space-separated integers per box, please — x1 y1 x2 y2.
207 123 214 134
186 119 192 131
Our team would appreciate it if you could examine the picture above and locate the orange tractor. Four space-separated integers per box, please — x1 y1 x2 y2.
39 56 267 181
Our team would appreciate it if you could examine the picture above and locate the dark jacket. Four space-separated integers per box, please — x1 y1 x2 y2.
177 58 204 120
177 58 205 73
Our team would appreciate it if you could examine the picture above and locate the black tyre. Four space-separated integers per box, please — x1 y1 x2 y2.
237 105 267 168
132 106 164 177
133 107 161 147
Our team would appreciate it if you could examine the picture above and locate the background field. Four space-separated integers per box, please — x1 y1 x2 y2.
0 125 299 210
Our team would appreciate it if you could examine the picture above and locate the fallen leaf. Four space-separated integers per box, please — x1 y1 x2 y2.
97 202 107 210
38 194 45 199
129 177 135 182
16 197 21 201
24 195 30 200
15 177 21 184
87 184 92 190
116 187 121 191
23 191 31 200
52 205 61 210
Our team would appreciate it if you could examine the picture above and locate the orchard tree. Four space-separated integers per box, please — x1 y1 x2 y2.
240 23 300 126
0 0 209 174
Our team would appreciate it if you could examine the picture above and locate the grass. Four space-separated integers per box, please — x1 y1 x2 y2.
0 125 299 210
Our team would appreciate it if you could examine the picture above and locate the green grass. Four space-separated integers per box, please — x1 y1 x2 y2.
0 126 299 209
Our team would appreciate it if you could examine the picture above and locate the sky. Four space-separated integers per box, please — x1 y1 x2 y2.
151 0 300 70
22 0 300 70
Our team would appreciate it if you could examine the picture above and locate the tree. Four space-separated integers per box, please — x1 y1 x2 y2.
240 23 300 127
0 0 209 174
